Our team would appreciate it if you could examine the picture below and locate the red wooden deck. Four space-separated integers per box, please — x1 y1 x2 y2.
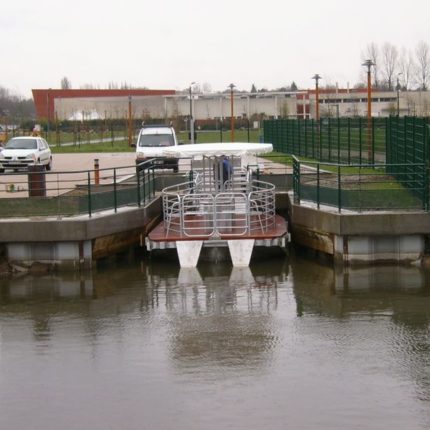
148 214 288 242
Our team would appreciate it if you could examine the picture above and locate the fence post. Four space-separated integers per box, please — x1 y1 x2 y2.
311 119 315 159
304 118 308 157
113 168 117 213
317 163 320 209
347 117 351 164
426 166 429 211
136 163 142 206
293 157 300 204
371 117 375 164
337 117 341 163
358 117 362 165
337 165 341 213
297 119 302 156
87 171 92 217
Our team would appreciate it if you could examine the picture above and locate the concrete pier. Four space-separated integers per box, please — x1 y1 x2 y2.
287 192 430 265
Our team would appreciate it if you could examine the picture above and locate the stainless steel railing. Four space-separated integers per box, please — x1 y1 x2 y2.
162 175 276 237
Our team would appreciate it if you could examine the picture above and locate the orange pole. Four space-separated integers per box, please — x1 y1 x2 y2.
94 159 100 185
312 74 321 121
362 60 374 163
128 96 132 147
315 82 320 121
367 68 372 161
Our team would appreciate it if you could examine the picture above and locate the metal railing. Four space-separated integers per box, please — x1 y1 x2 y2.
0 160 156 218
292 156 428 212
162 176 276 237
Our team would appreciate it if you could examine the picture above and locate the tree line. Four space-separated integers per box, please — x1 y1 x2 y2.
362 41 429 91
0 87 35 123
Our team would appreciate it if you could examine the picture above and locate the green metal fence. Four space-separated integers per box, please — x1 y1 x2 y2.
292 156 428 212
264 117 388 164
266 116 430 211
0 161 156 218
387 116 429 164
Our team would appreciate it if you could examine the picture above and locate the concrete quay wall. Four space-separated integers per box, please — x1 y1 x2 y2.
287 192 430 265
0 198 162 270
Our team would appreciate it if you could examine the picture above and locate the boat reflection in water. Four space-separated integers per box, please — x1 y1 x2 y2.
147 261 287 373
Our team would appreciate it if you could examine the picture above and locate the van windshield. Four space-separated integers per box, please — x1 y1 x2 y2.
138 134 174 147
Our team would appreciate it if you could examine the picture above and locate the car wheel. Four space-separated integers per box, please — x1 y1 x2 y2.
46 158 52 171
0 168 4 174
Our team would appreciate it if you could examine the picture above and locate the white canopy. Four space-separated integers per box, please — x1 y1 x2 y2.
162 142 272 159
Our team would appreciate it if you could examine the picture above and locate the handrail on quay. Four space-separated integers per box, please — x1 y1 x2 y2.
292 155 429 212
0 160 157 218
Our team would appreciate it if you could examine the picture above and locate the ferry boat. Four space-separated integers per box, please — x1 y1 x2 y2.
146 142 288 267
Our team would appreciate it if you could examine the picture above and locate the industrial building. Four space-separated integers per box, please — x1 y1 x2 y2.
32 87 430 123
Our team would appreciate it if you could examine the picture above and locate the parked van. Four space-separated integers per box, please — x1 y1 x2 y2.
135 124 179 172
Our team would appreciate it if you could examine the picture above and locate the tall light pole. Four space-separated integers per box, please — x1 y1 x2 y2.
229 83 235 142
47 88 52 141
128 96 132 147
189 82 196 144
312 74 322 121
396 73 403 117
362 59 375 162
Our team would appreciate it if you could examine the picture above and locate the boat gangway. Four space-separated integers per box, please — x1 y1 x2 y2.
146 143 288 267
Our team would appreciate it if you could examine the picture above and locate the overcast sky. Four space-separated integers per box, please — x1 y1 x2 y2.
2 0 429 97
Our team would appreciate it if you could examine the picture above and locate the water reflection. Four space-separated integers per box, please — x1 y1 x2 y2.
292 256 430 320
292 254 430 407
163 264 283 374
1 256 430 429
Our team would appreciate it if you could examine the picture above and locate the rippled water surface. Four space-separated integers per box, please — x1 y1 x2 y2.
1 254 430 430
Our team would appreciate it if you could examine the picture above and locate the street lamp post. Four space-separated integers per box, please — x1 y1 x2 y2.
128 96 132 147
396 73 403 117
362 59 375 162
189 82 196 144
47 88 52 142
312 74 322 121
229 83 235 142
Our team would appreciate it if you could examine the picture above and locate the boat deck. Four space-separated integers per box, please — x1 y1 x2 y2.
148 214 288 242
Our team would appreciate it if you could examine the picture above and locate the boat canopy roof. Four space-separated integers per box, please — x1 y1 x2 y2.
162 142 272 159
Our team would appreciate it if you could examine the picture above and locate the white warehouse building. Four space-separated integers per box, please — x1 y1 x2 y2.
51 89 430 123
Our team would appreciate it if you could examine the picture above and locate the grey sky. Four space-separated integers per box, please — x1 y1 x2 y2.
2 0 429 97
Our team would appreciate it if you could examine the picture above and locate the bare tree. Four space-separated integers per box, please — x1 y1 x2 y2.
398 47 415 90
415 41 430 90
202 82 212 93
80 83 96 89
363 43 380 87
60 76 72 89
381 42 398 90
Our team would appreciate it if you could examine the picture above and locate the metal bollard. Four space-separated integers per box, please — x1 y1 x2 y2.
94 158 100 185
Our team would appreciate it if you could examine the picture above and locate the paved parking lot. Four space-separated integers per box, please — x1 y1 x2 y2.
51 152 136 172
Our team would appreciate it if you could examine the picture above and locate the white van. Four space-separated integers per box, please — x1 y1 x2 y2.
135 124 179 172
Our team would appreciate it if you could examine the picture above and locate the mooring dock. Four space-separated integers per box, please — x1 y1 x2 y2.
145 143 289 267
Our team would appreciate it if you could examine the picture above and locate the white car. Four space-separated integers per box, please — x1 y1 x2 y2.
0 136 52 173
135 124 179 172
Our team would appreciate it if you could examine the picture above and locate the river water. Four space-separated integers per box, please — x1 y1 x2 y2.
1 252 430 430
